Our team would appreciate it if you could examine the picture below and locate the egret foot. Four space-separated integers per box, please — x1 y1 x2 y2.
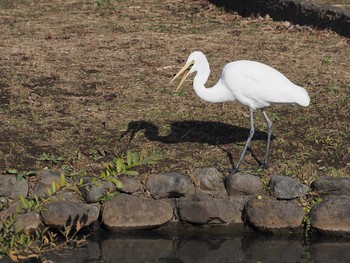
261 163 269 170
229 167 239 176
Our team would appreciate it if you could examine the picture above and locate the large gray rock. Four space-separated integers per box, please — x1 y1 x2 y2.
192 167 223 190
310 196 350 235
244 197 304 233
225 172 263 196
311 176 350 196
14 212 41 233
32 169 61 198
176 192 242 224
53 189 82 203
79 177 115 203
102 194 173 231
0 174 28 199
269 175 309 199
116 176 142 194
229 195 254 213
40 201 99 229
145 172 194 198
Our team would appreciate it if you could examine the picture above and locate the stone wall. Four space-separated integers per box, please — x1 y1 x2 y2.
1 168 350 237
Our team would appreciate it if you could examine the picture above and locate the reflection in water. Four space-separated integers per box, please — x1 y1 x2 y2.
2 232 350 263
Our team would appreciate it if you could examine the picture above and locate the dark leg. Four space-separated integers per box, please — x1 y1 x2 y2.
262 110 272 169
231 108 255 174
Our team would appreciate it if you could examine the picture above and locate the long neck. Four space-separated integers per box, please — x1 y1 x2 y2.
193 63 234 103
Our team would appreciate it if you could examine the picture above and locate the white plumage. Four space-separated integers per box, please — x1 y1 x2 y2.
171 51 310 173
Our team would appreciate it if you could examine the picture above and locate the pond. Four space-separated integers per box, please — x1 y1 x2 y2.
3 231 350 263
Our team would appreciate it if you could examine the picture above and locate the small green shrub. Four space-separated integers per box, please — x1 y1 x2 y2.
100 149 162 180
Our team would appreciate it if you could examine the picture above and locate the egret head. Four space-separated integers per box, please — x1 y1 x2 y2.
170 51 207 91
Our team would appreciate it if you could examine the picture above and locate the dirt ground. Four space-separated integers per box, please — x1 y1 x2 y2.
311 0 350 11
0 0 349 183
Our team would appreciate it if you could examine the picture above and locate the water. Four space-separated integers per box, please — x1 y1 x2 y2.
6 231 350 263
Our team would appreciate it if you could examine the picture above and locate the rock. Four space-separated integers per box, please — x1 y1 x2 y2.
14 212 41 233
282 21 291 28
0 174 28 199
41 201 99 229
269 175 309 199
102 194 173 231
79 177 115 203
225 172 263 196
310 196 350 235
244 197 304 233
53 189 83 203
192 167 223 190
32 169 61 198
145 172 194 198
311 176 350 196
116 176 142 194
229 195 254 212
176 192 242 224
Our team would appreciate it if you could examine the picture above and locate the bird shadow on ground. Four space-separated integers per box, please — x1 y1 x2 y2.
121 120 275 167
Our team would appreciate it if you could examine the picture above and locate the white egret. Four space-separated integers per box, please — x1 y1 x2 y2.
170 51 310 173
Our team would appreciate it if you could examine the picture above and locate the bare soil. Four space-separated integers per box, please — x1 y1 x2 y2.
311 0 350 11
0 0 349 183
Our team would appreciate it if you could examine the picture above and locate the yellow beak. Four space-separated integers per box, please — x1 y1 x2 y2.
170 61 194 91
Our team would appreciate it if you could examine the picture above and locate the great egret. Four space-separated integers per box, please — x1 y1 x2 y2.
170 51 310 173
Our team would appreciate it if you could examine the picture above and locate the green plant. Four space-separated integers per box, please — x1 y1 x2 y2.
0 197 10 211
59 222 84 245
0 209 59 261
98 191 118 202
0 173 85 260
1 214 34 261
328 84 340 93
322 56 332 64
260 176 270 191
6 169 36 181
96 0 109 7
38 153 65 165
302 196 323 239
100 149 162 179
19 195 41 213
19 173 68 213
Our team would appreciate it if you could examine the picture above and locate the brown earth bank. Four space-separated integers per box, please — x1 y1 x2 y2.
0 0 349 184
